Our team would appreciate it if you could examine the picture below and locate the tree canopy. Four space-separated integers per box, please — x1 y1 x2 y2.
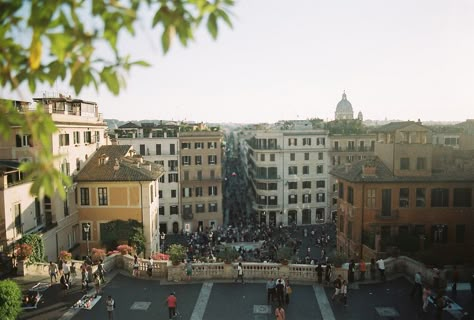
0 0 234 198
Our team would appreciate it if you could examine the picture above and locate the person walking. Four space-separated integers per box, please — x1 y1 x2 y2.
266 278 276 304
97 259 106 282
325 264 332 285
348 260 355 283
331 275 342 301
275 304 286 320
285 279 292 306
94 272 101 298
235 262 244 283
166 292 177 320
370 258 376 280
316 263 323 284
186 260 193 281
49 261 58 284
359 259 366 281
70 262 77 282
63 260 71 284
106 295 115 320
411 272 423 300
147 256 153 278
422 284 431 312
133 255 139 277
376 258 385 281
276 279 285 306
340 280 348 306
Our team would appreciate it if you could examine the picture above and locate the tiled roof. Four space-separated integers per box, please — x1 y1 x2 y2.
371 121 428 133
74 145 164 182
330 157 474 183
118 122 141 129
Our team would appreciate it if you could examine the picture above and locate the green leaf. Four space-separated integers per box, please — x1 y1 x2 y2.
131 60 151 67
216 8 233 28
100 68 120 95
161 26 171 54
207 13 218 39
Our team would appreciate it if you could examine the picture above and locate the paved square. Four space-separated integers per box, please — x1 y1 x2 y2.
375 307 400 317
130 301 152 311
253 305 271 314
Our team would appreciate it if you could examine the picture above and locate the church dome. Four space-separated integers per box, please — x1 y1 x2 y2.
335 91 354 120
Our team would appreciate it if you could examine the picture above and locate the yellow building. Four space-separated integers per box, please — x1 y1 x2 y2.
74 145 164 257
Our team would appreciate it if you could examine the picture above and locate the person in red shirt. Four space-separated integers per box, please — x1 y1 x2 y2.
166 292 177 320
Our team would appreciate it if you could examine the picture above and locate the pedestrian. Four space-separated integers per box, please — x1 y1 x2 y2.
276 279 285 306
422 284 431 312
451 266 459 297
70 262 77 281
411 271 423 300
275 304 286 320
348 259 355 283
266 278 276 304
331 275 342 301
133 255 139 277
49 261 58 284
285 279 292 305
94 272 101 298
376 258 385 281
359 259 366 281
97 259 106 282
60 272 70 291
325 264 332 285
340 280 348 306
370 258 376 280
186 260 193 281
63 260 71 283
166 292 177 320
106 295 115 320
235 262 244 283
147 256 153 278
316 263 323 284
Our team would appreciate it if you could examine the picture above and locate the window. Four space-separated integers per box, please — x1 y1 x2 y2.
196 204 205 213
288 194 297 204
184 171 189 181
208 155 217 165
302 138 311 146
168 173 178 182
316 165 324 174
170 144 176 155
208 203 218 212
195 142 204 149
195 187 203 197
260 154 265 161
303 194 311 203
431 225 448 243
61 162 70 175
316 208 324 220
139 144 145 155
416 157 426 170
196 170 202 180
367 189 376 208
82 223 91 241
288 182 297 189
431 188 449 207
268 196 277 205
181 142 191 149
170 205 178 215
338 182 344 199
290 153 295 161
208 186 218 196
399 188 409 208
73 131 80 144
400 158 410 170
302 209 311 224
288 166 297 175
347 186 354 204
268 183 277 190
183 205 192 215
456 225 465 243
317 193 325 203
445 137 458 145
171 190 177 198
381 189 392 216
159 206 165 215
183 187 192 197
16 134 33 147
303 166 309 175
59 134 70 146
80 188 90 205
13 203 21 234
270 154 275 161
316 180 325 188
156 144 161 155
257 195 267 205
83 131 92 144
98 187 108 205
416 188 426 207
159 190 163 199
288 138 297 146
192 157 201 167
94 131 100 143
208 142 217 149
318 152 323 160
257 182 267 190
168 160 178 171
182 156 191 165
159 175 165 183
453 188 472 207
347 221 353 240
316 137 325 146
302 181 311 189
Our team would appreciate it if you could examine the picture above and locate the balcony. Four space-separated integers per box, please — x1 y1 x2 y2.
331 146 375 152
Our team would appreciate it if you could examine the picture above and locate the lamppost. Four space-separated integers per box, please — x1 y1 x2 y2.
83 223 91 258
160 232 166 252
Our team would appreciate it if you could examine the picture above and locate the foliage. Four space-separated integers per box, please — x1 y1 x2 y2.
59 250 72 261
0 280 22 320
276 246 294 263
216 245 239 263
0 0 234 199
91 248 106 263
15 243 33 261
100 219 142 252
128 227 146 256
18 233 44 264
166 244 187 265
326 119 368 135
116 244 134 256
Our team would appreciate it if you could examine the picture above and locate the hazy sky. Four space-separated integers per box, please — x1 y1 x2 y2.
8 0 474 123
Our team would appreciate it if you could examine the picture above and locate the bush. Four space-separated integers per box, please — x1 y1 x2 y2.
59 250 72 261
16 243 33 261
116 244 133 255
91 248 106 263
0 280 22 320
18 234 44 264
216 245 239 263
276 246 294 263
128 227 146 255
166 244 187 265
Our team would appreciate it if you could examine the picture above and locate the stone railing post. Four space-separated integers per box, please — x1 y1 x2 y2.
168 263 184 282
224 263 234 280
279 264 290 279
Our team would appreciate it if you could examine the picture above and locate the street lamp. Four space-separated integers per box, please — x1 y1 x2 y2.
83 223 91 257
160 232 166 252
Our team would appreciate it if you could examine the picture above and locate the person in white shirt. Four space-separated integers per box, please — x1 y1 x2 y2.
62 261 71 283
147 257 153 277
376 258 385 281
106 295 115 320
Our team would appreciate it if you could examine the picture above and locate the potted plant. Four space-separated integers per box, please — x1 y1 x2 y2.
116 244 134 255
276 246 294 265
331 252 347 268
91 248 106 264
16 243 33 261
217 245 239 264
59 250 72 261
167 244 187 266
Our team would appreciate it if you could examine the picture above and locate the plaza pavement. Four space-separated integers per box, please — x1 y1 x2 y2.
16 270 473 320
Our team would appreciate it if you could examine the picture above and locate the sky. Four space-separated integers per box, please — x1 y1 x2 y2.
6 0 474 124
